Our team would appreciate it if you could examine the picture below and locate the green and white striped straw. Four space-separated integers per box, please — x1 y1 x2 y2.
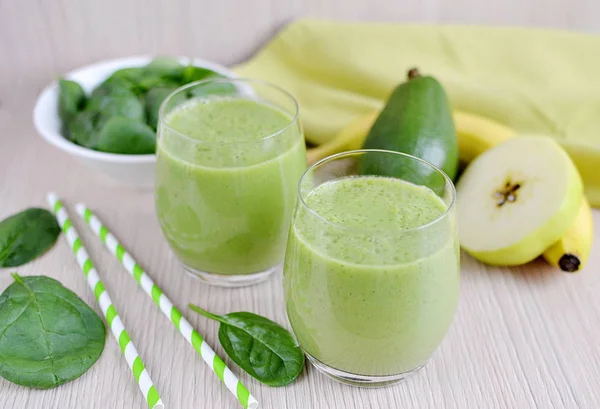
75 203 259 409
46 193 163 409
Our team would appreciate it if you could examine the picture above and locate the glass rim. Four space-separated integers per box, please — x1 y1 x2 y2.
157 77 300 146
297 149 457 233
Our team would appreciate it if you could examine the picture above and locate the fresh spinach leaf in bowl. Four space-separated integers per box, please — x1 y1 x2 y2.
58 57 228 155
58 79 86 126
145 86 178 130
97 117 156 154
87 86 145 126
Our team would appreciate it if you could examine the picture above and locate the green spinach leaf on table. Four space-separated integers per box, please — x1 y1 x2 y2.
0 208 61 268
0 274 106 389
189 304 304 387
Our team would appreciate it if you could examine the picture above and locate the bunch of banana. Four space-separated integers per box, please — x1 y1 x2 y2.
306 111 380 166
306 110 517 165
306 110 594 272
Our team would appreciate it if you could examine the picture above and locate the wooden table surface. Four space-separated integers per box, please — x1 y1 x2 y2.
2 2 600 408
2 73 600 409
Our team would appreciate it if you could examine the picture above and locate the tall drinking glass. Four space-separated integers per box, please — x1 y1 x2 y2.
156 79 306 287
283 150 459 386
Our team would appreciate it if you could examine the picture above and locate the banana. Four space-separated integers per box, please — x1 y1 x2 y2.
306 111 379 165
306 110 516 165
453 111 516 163
542 198 594 272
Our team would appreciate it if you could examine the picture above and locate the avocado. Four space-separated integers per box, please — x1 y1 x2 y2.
360 68 458 189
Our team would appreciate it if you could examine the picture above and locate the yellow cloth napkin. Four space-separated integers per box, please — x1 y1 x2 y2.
235 20 600 206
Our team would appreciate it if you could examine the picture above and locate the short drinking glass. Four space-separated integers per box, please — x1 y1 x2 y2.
156 79 306 287
283 149 459 386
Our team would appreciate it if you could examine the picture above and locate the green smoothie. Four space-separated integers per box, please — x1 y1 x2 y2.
284 176 459 376
156 97 306 275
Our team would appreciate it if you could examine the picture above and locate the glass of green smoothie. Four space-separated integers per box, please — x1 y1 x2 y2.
156 79 306 286
283 149 459 387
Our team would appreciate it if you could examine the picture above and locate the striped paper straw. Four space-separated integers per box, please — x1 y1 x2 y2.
75 203 259 409
46 193 163 409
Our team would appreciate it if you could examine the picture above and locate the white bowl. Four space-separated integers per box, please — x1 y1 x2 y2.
33 56 238 189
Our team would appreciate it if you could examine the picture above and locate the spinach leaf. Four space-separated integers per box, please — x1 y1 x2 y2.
109 67 147 84
0 208 61 268
181 66 224 84
186 79 236 99
108 66 179 94
136 75 180 94
145 86 177 129
0 274 106 389
145 57 185 81
57 79 86 124
91 75 138 97
96 117 156 154
87 87 145 126
58 58 236 154
66 110 98 147
189 304 304 387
